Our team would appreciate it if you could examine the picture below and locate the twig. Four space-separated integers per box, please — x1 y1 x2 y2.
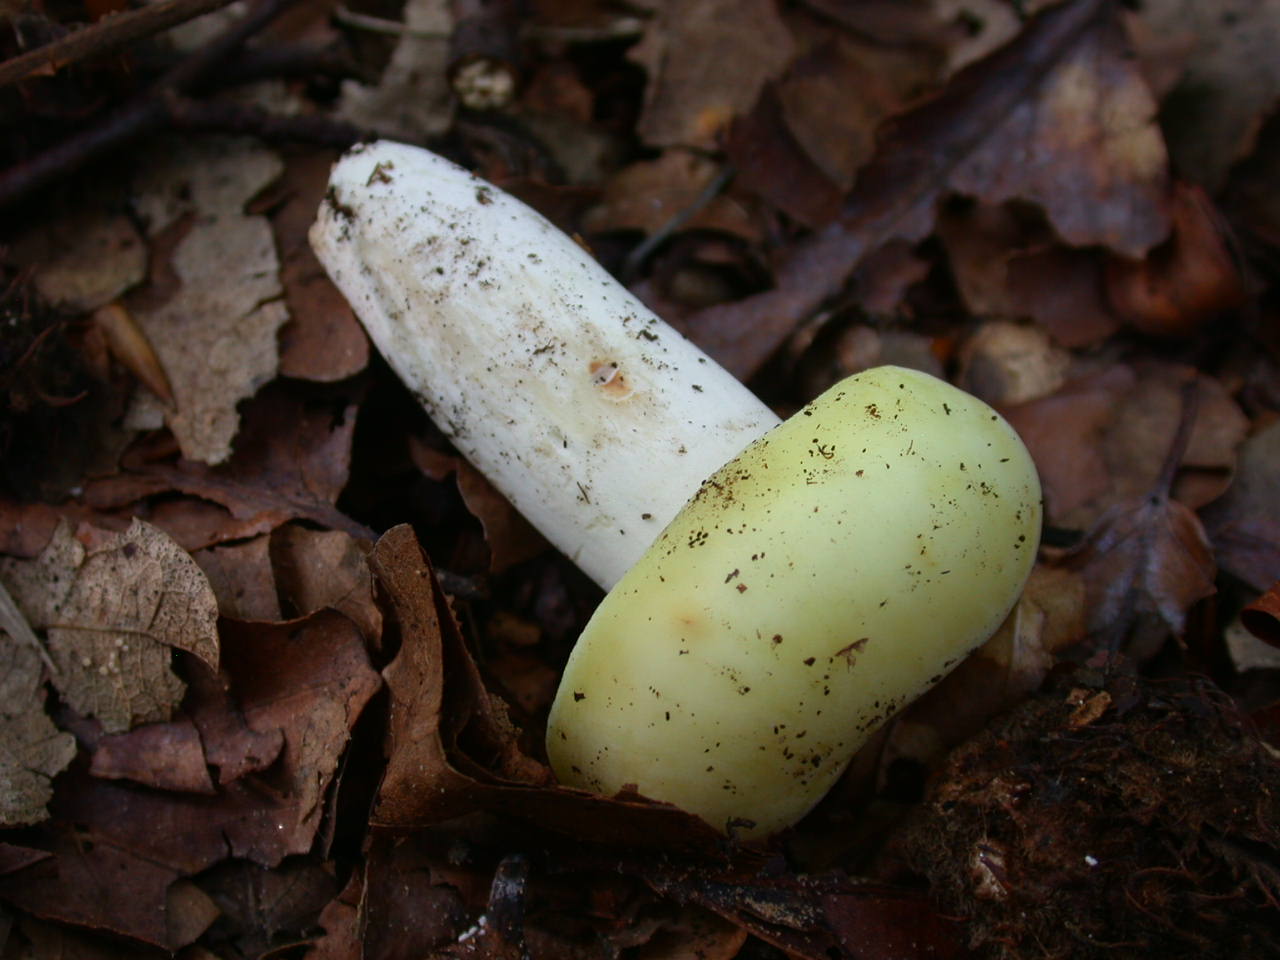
165 93 365 147
620 163 737 283
0 0 290 208
0 0 241 89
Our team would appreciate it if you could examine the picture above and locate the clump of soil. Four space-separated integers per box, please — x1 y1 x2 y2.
892 667 1280 959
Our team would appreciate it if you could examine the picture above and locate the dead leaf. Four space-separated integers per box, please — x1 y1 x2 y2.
1063 494 1216 658
689 0 1168 380
126 136 287 464
776 33 941 193
268 524 381 642
216 610 381 862
410 439 549 576
1003 365 1135 526
1203 418 1280 591
1105 182 1246 337
581 152 758 241
119 380 370 545
367 525 727 854
266 150 371 383
10 208 146 312
1135 0 1280 190
955 321 1071 407
192 534 282 620
0 634 77 826
630 0 796 150
725 84 844 229
0 519 219 733
89 718 216 794
198 858 339 959
184 658 284 786
1241 582 1280 647
307 870 362 960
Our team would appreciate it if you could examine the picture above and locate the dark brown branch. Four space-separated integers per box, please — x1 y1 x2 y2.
0 0 290 208
0 0 241 89
165 93 365 148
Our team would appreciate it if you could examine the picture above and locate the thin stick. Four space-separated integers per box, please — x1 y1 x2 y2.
0 0 241 89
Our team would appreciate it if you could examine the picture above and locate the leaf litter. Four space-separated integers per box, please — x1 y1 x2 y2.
3 0 1280 956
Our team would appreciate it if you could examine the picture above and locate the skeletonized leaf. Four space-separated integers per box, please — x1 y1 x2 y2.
0 519 219 733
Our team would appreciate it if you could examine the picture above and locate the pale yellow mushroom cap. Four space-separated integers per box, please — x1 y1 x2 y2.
546 365 1042 838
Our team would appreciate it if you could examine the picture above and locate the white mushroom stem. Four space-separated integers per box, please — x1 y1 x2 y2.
310 141 780 590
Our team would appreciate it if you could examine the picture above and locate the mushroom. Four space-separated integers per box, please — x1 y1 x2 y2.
310 142 1042 838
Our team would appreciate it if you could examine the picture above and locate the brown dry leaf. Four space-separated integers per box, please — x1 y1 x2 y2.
0 634 77 826
1100 363 1249 513
1105 182 1246 337
9 208 146 312
646 869 966 960
946 9 1168 258
367 525 726 854
268 524 381 642
89 718 216 794
126 136 287 464
0 519 219 733
1135 0 1280 190
199 859 340 960
410 439 549 576
690 0 1169 380
725 85 845 229
192 535 282 620
936 201 1122 347
1003 365 1135 526
1241 582 1280 648
581 152 758 241
307 871 362 960
630 0 796 150
125 381 369 545
1062 493 1216 658
266 150 370 383
216 611 381 862
955 321 1071 407
1202 418 1280 591
0 608 377 948
184 658 284 786
775 33 942 193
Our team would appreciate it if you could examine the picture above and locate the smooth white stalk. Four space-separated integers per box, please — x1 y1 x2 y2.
310 141 779 589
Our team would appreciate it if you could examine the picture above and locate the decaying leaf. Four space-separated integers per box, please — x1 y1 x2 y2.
691 0 1168 379
126 136 288 464
0 519 219 733
1062 493 1216 658
0 635 76 827
630 0 795 150
10 207 146 313
1202 418 1280 591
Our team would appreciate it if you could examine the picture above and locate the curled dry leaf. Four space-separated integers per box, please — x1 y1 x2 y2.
1062 493 1216 658
0 635 76 827
1241 582 1280 648
0 518 219 733
367 525 726 855
1105 182 1246 337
